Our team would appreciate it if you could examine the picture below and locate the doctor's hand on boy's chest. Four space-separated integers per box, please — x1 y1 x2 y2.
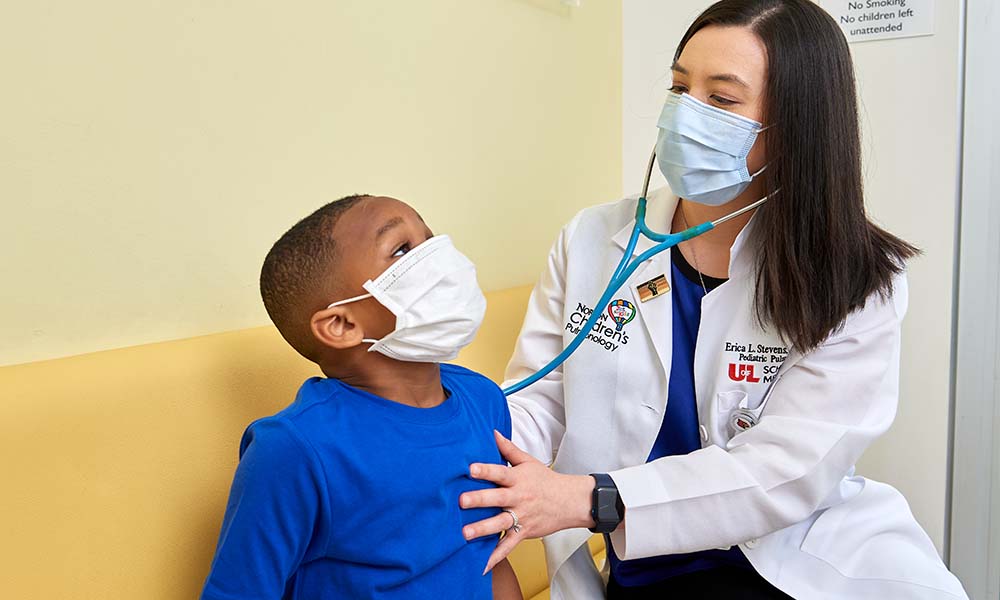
460 431 595 573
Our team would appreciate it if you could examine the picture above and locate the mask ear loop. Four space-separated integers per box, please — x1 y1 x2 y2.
749 124 774 180
327 292 372 309
325 292 380 346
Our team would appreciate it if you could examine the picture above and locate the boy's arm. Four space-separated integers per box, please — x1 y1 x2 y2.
491 558 523 600
201 419 326 600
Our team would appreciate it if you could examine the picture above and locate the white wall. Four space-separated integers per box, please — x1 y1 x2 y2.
623 0 962 554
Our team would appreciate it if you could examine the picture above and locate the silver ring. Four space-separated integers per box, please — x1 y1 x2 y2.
502 509 522 533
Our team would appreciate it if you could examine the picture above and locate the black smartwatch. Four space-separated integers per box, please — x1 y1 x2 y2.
588 473 624 533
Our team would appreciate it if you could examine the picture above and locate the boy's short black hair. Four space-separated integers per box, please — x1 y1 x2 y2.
260 194 369 359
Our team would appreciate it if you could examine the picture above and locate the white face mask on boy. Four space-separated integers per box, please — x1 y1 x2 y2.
327 235 486 363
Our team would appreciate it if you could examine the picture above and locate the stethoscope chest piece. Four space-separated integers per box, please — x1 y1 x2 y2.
729 409 758 434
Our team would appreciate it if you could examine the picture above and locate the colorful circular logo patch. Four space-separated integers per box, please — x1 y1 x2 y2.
607 299 637 332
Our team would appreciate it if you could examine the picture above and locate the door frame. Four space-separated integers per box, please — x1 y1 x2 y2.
947 0 1000 597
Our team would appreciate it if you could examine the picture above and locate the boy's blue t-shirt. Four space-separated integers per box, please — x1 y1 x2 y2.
201 364 512 600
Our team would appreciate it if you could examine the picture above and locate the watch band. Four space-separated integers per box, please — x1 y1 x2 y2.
589 472 624 534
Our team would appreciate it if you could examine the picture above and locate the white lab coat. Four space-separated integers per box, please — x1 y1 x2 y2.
503 188 968 599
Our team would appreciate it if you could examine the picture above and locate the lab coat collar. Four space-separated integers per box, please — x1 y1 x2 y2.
727 206 760 277
612 187 760 277
608 188 676 401
611 187 677 256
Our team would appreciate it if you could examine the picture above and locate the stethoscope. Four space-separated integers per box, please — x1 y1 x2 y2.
502 148 774 397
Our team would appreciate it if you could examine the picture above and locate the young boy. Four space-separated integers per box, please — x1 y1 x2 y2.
200 195 522 599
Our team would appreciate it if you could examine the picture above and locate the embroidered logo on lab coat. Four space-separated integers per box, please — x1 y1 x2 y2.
565 301 633 353
606 300 636 331
724 341 788 384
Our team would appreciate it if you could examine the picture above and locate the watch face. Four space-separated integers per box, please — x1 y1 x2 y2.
590 474 621 533
594 487 621 530
596 489 615 517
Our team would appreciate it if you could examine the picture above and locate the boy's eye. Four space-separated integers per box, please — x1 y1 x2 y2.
391 243 411 258
669 84 688 94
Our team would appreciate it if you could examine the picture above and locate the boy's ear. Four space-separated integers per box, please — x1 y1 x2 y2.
310 305 367 350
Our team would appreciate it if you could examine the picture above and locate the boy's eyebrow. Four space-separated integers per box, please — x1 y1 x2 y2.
375 217 405 240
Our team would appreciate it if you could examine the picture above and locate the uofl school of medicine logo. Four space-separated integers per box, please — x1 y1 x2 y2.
724 341 788 384
564 299 635 353
728 363 761 383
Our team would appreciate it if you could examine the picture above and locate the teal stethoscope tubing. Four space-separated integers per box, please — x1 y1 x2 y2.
501 148 770 397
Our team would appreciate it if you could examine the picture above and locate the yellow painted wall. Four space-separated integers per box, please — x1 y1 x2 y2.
0 0 622 366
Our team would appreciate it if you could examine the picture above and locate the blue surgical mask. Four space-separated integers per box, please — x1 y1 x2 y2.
655 92 767 206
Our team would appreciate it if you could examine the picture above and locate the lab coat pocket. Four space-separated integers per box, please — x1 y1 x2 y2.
800 479 960 592
712 391 747 445
716 390 746 413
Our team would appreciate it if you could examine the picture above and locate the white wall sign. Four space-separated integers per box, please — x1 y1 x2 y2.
819 0 935 43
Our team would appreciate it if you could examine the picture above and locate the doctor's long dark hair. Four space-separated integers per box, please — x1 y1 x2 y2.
677 0 918 351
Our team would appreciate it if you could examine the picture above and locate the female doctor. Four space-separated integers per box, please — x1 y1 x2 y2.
459 0 968 598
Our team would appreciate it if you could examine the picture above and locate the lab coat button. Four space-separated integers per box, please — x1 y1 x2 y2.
699 424 709 443
743 538 759 549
